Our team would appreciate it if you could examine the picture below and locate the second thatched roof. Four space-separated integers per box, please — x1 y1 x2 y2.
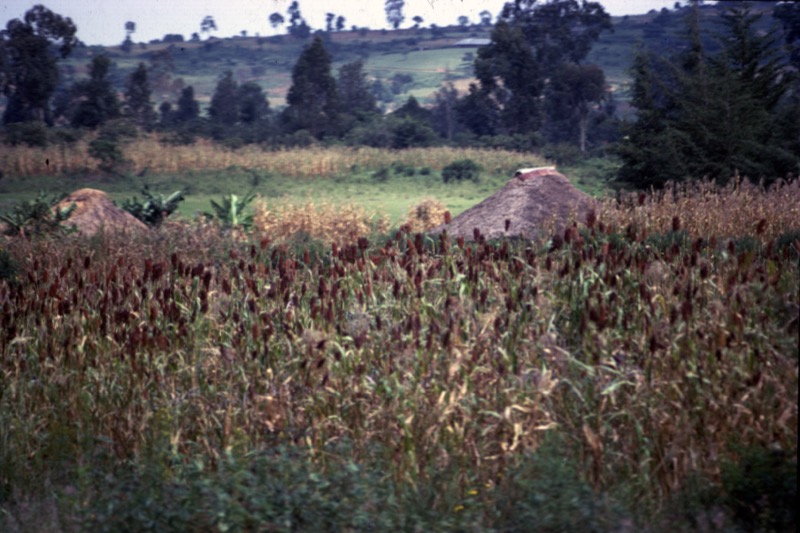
56 188 148 236
430 167 596 240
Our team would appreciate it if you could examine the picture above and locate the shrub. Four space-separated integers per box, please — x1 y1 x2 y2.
3 121 49 147
442 159 481 183
88 137 125 172
405 198 448 232
0 247 18 283
721 446 797 532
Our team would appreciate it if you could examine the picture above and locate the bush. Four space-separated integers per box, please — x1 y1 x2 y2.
89 119 139 172
3 121 49 147
88 137 125 172
442 159 482 183
721 446 797 532
0 247 18 283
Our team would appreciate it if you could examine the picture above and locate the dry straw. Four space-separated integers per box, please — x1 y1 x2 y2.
1 135 546 178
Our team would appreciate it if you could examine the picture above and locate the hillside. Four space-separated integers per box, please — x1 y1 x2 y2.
58 2 779 114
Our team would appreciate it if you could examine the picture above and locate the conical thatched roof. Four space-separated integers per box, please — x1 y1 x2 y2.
56 188 148 236
430 167 596 240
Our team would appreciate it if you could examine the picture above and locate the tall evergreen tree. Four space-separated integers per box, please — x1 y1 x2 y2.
0 5 77 124
125 63 155 128
70 55 120 129
237 82 270 124
337 60 377 118
209 71 239 127
617 4 797 188
175 85 200 123
281 36 340 138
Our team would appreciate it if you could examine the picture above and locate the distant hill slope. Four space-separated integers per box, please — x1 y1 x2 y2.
59 2 779 113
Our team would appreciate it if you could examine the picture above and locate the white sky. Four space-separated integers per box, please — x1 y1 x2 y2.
1 1 705 46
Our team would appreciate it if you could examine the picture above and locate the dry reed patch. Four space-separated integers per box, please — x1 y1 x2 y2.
253 199 388 244
0 135 547 178
599 179 800 242
405 198 449 232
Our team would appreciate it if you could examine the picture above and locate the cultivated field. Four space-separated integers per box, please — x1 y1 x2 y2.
1 176 797 531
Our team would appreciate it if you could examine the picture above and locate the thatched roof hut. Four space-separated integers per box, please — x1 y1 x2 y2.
430 167 596 240
56 188 148 236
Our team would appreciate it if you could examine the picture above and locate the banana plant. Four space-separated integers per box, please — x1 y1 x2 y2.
204 191 256 229
121 185 185 227
0 192 76 237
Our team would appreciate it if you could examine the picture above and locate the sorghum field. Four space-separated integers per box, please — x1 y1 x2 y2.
1 178 798 531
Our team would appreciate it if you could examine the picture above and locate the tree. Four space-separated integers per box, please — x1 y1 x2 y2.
471 21 542 135
174 85 199 123
500 0 612 65
456 83 499 137
412 16 424 29
774 2 800 68
385 0 405 29
209 71 239 128
431 82 461 140
458 16 470 28
237 82 270 124
489 0 611 149
287 2 311 38
479 10 493 26
338 60 378 117
125 63 155 128
281 36 340 138
70 55 120 129
336 16 346 32
326 13 335 33
269 12 285 30
617 4 797 188
121 21 136 52
0 5 78 124
544 62 606 152
200 15 217 37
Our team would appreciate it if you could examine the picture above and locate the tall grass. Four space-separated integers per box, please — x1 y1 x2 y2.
0 181 797 530
1 136 547 178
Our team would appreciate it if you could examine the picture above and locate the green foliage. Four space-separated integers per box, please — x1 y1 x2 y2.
282 36 340 138
472 21 542 136
2 121 49 147
88 119 139 172
208 71 239 128
88 138 124 172
0 247 18 283
124 63 155 129
121 186 185 227
70 55 120 129
721 446 797 532
204 191 256 229
0 5 78 124
493 439 621 531
0 192 75 236
617 5 797 188
442 159 481 183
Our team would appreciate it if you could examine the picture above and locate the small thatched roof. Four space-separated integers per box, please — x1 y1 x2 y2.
56 188 148 236
431 167 595 240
